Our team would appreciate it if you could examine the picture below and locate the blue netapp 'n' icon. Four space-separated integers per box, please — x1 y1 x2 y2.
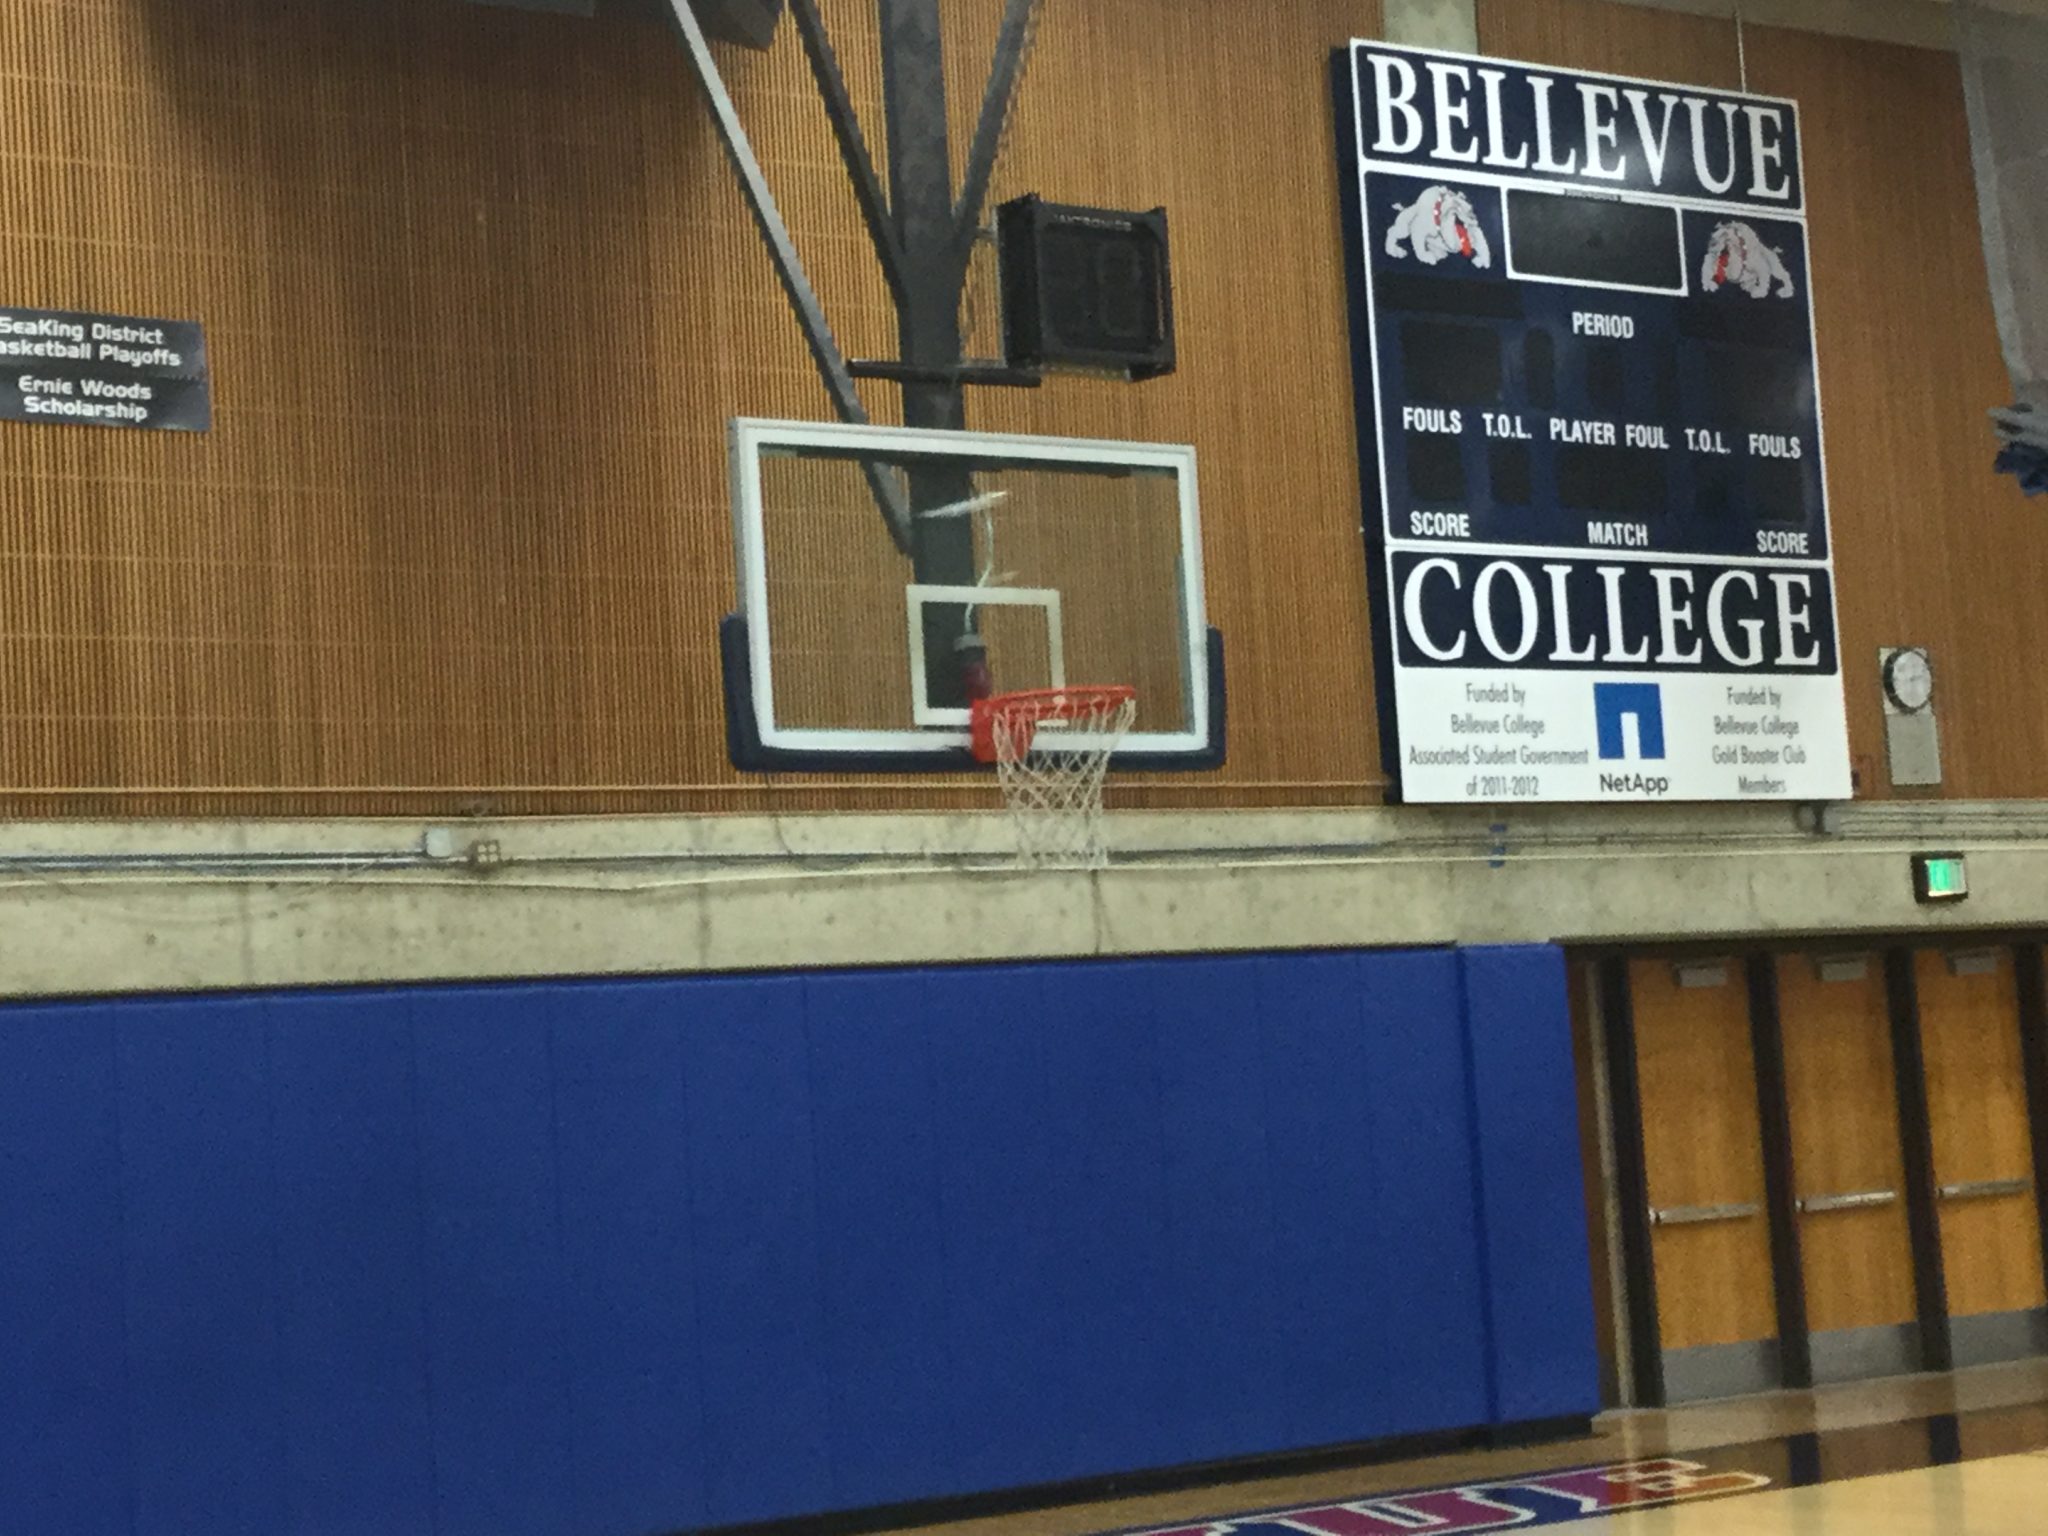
1595 683 1667 761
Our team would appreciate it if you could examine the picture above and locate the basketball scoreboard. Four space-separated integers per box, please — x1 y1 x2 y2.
1337 42 1852 804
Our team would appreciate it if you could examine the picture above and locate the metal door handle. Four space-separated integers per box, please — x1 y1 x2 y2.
1938 1178 2032 1202
1649 1201 1762 1227
1797 1189 1897 1214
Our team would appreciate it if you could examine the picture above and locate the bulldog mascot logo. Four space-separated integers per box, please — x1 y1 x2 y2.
1702 221 1795 298
1386 185 1492 269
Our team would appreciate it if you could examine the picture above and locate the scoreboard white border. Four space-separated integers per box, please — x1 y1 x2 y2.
1342 38 1850 805
1343 38 1835 571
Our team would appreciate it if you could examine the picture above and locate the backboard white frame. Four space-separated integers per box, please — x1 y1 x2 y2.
905 584 1065 727
730 417 1212 759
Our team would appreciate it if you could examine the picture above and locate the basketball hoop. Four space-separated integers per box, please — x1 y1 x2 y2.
970 686 1136 869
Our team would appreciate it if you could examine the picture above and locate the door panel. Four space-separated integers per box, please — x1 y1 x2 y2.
1778 955 1917 1374
1917 950 2047 1355
1630 961 1777 1360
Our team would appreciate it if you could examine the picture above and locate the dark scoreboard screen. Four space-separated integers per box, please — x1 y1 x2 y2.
1357 170 1822 555
1336 42 1850 805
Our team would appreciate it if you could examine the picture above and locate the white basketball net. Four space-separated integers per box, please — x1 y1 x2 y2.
988 693 1137 870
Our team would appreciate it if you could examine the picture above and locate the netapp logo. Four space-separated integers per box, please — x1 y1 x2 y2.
1595 682 1665 761
1601 772 1672 795
1393 551 1836 676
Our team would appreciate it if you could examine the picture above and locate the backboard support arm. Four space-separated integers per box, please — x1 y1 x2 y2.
657 0 916 555
789 0 909 310
878 0 982 707
953 0 1038 271
665 0 1044 705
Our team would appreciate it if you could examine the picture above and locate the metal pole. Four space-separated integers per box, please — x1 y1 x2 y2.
878 0 982 708
789 0 909 309
663 0 1042 635
954 0 1039 266
658 0 915 553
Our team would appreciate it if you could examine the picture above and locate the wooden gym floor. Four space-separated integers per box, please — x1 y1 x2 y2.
871 1360 2048 1535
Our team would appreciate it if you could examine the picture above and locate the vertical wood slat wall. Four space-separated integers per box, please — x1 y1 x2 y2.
0 0 2028 816
1480 0 2038 804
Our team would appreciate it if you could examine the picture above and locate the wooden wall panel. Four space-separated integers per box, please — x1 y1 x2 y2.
1482 0 2043 801
959 0 1390 802
1744 27 2047 802
0 0 1386 815
0 0 2033 814
1478 0 1743 88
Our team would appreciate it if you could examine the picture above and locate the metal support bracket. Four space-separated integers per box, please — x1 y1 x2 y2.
953 0 1040 273
850 359 1041 389
663 0 1042 571
788 0 909 307
657 0 915 554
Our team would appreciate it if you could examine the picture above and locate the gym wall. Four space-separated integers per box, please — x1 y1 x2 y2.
0 0 2029 815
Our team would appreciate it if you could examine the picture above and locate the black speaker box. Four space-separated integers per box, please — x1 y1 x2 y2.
997 196 1176 381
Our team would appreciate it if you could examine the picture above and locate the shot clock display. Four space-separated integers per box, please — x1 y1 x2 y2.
1337 42 1851 805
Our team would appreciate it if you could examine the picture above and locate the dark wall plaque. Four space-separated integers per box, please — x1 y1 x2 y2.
0 306 210 433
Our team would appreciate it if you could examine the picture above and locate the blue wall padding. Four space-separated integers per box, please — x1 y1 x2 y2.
1459 947 1603 1424
0 947 1597 1536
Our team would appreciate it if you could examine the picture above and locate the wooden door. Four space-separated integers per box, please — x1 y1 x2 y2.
1779 954 1919 1382
1630 960 1779 1398
1917 949 2048 1365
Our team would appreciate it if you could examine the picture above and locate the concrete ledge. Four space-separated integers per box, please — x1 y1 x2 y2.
1 803 2046 997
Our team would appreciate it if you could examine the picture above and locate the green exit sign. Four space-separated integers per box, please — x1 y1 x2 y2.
1913 853 1969 904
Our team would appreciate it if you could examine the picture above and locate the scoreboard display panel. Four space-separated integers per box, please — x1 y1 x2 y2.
1336 42 1852 805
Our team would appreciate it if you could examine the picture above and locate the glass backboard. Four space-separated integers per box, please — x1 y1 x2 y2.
721 419 1223 771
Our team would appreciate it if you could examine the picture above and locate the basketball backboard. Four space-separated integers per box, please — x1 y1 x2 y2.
720 419 1225 772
